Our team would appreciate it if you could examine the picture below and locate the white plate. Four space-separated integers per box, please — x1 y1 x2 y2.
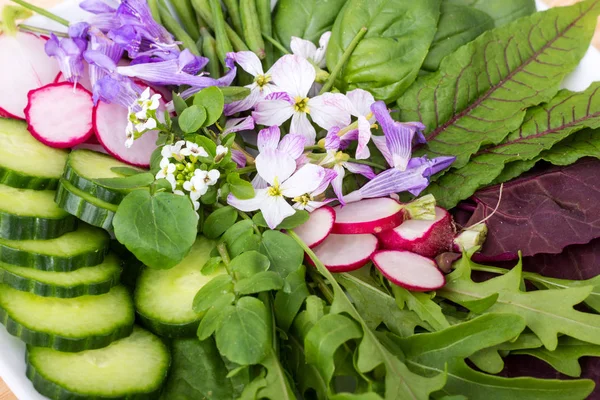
1 1 600 398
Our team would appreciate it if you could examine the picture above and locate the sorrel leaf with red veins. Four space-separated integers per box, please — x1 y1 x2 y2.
464 159 600 260
397 0 600 168
425 84 600 208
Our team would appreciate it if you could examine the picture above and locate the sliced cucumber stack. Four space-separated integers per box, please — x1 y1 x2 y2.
63 149 141 205
26 326 170 400
0 284 134 351
0 253 121 298
0 183 76 240
0 118 68 190
0 223 110 271
135 236 228 337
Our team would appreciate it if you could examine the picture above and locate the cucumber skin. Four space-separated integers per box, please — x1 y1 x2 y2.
137 311 200 338
0 266 121 298
0 307 134 352
0 209 77 241
63 162 126 205
0 166 58 190
55 182 116 233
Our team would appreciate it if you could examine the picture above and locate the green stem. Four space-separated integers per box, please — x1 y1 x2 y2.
2 6 31 35
307 267 334 303
158 0 201 56
236 165 257 175
18 23 67 37
216 242 232 275
10 0 69 26
304 145 323 152
237 210 261 235
262 32 289 55
319 27 367 95
348 158 386 170
232 142 255 164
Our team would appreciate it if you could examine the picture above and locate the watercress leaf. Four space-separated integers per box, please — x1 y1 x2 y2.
438 252 600 351
201 256 223 275
257 349 297 400
197 300 234 340
398 1 600 169
514 337 600 377
253 210 309 230
203 206 238 239
260 231 304 279
113 191 198 269
160 338 234 399
215 296 270 365
450 0 536 27
193 274 234 313
392 286 450 331
110 166 145 176
220 86 251 104
149 147 163 175
222 220 254 246
94 172 155 190
234 271 284 294
274 266 310 331
426 84 600 208
229 250 271 279
228 174 255 199
329 394 383 400
229 232 261 258
172 92 188 115
326 0 441 102
305 313 363 387
274 0 347 46
193 86 224 127
178 105 207 133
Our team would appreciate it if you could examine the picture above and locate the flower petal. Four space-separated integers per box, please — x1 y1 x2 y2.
324 128 341 151
252 174 269 189
290 36 317 61
313 31 331 68
331 164 346 205
312 168 337 196
252 100 294 127
231 150 247 168
260 194 296 229
256 148 296 185
280 164 325 198
257 126 281 152
229 51 264 77
308 93 352 130
224 116 255 134
355 115 371 160
290 112 317 145
371 135 393 168
224 86 261 116
344 162 376 180
270 54 315 98
346 88 375 117
278 134 306 160
227 189 268 212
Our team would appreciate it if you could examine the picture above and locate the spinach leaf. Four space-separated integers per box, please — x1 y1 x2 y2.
326 0 441 102
449 0 536 27
398 1 600 169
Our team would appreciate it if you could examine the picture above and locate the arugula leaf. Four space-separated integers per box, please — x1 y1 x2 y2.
526 273 600 313
392 286 449 331
257 349 297 400
398 1 600 168
514 337 600 377
326 0 441 102
426 84 600 208
274 266 310 331
160 338 234 399
469 332 544 374
438 251 600 350
113 191 198 269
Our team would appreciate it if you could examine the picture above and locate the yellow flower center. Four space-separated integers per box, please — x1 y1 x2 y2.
267 178 282 197
255 74 271 88
335 151 350 164
293 194 312 206
294 97 310 113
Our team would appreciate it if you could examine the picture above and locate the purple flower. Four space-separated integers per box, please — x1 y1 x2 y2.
45 33 87 84
84 50 142 107
87 27 124 88
116 0 174 46
80 0 117 14
223 116 255 135
180 54 238 98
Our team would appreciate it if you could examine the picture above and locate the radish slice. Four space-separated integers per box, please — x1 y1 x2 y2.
377 206 455 258
25 82 94 148
93 101 159 167
332 198 405 234
0 32 60 119
294 206 335 248
310 233 378 272
372 250 445 291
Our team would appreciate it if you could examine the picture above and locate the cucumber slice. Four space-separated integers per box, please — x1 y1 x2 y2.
26 326 170 400
0 183 77 240
0 223 110 271
0 284 134 351
0 118 68 190
55 179 117 232
0 253 121 298
135 236 227 337
64 149 143 205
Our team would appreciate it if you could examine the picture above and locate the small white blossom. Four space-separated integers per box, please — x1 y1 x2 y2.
156 157 176 181
134 117 157 133
183 175 209 201
161 141 185 160
136 87 161 114
180 141 209 157
174 189 185 196
195 169 220 186
192 199 200 211
216 145 228 156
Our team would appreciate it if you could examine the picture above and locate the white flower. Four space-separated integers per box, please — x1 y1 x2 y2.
156 157 176 181
125 122 135 148
183 175 209 201
161 140 185 160
134 117 157 133
252 55 352 145
290 32 331 68
216 145 228 156
192 199 200 211
180 141 209 157
174 189 185 196
195 169 220 186
136 87 161 114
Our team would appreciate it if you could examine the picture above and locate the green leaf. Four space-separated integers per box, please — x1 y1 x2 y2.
426 83 600 208
461 293 498 314
392 286 450 331
234 271 284 294
203 206 238 239
93 172 154 190
222 220 254 246
229 233 261 258
197 302 234 340
438 252 600 350
160 338 234 400
469 332 543 374
257 349 297 400
113 191 198 269
284 330 328 400
190 135 218 157
540 127 600 165
220 86 252 104
215 296 270 365
227 173 255 199
260 231 304 279
229 250 271 279
450 0 537 27
274 0 347 46
305 313 363 387
274 266 310 331
524 272 600 313
238 373 267 400
329 394 383 400
172 92 188 115
110 166 145 176
326 0 441 102
193 274 235 313
253 210 309 230
193 86 224 127
178 105 207 133
201 255 223 275
398 1 600 169
514 337 600 377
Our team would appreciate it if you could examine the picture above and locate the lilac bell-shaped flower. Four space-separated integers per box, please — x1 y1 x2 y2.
45 33 87 84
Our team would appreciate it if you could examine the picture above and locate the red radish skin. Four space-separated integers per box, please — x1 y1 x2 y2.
372 250 445 292
25 82 95 149
377 206 455 258
0 32 60 119
309 233 378 273
294 206 335 248
332 198 406 235
93 101 159 167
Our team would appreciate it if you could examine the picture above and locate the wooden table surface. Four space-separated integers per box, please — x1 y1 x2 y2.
0 0 598 398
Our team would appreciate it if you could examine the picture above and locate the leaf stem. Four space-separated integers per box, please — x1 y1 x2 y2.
319 27 367 95
261 32 289 55
307 267 334 303
232 142 256 164
10 0 69 26
347 158 387 170
236 165 257 174
216 242 232 275
18 23 68 37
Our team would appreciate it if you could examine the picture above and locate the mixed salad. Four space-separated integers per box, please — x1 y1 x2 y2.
0 0 599 398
